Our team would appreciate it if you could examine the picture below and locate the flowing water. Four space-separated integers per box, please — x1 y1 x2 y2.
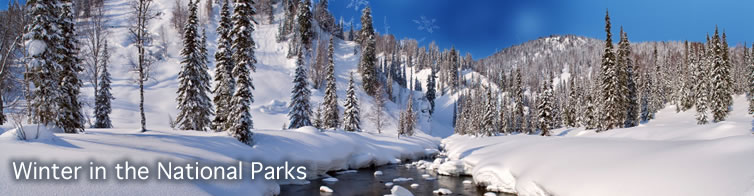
279 161 514 196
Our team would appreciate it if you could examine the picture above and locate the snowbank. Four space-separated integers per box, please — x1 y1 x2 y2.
440 96 754 196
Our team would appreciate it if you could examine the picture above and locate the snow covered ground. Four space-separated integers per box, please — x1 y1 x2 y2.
440 95 754 196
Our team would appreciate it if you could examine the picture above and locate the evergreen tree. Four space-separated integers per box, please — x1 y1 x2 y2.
537 76 553 136
749 43 754 114
426 67 437 115
359 7 378 96
721 31 732 108
564 77 578 127
399 92 416 137
695 44 710 124
710 27 729 122
513 68 524 132
297 0 313 52
93 41 113 128
343 72 361 132
312 104 323 129
176 0 213 131
322 37 339 129
212 0 235 131
481 88 496 136
449 47 459 92
288 51 313 129
620 30 639 127
584 86 598 130
58 1 85 133
228 0 257 144
640 68 654 122
598 10 620 132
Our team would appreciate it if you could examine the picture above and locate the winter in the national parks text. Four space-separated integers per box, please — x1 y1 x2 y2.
2 0 754 195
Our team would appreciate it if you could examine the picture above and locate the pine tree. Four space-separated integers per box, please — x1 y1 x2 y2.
598 10 620 132
94 41 113 128
749 43 754 114
695 44 710 124
312 104 323 129
343 72 361 132
426 67 437 115
481 88 496 136
537 76 553 136
322 37 339 129
297 0 313 52
620 30 639 127
359 7 378 96
564 77 578 127
721 31 732 108
58 1 85 133
288 51 313 129
513 68 524 132
640 68 654 122
650 45 662 117
26 0 63 125
399 92 416 137
449 47 459 92
176 0 213 131
710 27 729 122
212 0 235 131
584 86 598 130
228 0 257 144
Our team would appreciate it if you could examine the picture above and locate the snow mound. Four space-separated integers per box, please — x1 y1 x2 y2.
374 171 383 176
432 188 452 195
0 125 60 142
319 186 334 193
410 183 419 188
437 160 467 176
388 185 414 196
392 177 413 182
462 180 472 184
335 170 357 174
322 177 338 182
385 182 394 187
258 100 289 114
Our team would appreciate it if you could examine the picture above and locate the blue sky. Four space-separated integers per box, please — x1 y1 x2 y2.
3 0 753 59
328 0 754 59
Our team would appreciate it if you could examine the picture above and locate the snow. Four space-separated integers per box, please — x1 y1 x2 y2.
483 192 497 196
392 177 413 182
410 183 419 188
432 188 452 195
387 185 414 196
26 39 46 56
322 177 338 182
319 186 333 193
374 171 383 176
462 180 472 184
335 170 357 174
441 96 754 196
385 182 394 187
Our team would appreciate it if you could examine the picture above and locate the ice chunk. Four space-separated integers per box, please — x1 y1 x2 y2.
388 185 414 196
374 171 383 176
319 186 333 193
432 188 452 195
393 177 413 182
322 177 338 182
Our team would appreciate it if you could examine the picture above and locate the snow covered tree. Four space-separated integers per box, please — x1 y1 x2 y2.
176 0 213 131
368 85 388 133
513 68 525 132
25 0 63 125
598 10 620 132
710 27 730 122
58 1 85 133
93 41 113 128
537 76 553 136
749 43 754 114
359 7 378 96
584 86 598 130
288 51 313 129
322 37 339 129
312 104 323 129
564 77 578 127
449 47 459 92
640 68 654 122
398 92 416 137
343 72 361 132
695 44 710 124
426 67 437 115
129 0 159 132
211 0 235 131
228 0 257 144
297 0 313 52
481 88 496 136
619 29 639 128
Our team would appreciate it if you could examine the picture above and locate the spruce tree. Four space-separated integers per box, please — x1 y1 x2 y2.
584 86 598 130
228 0 257 144
426 67 437 115
399 92 416 137
481 88 496 136
749 42 754 114
322 37 339 129
343 72 361 132
640 69 654 122
710 27 729 122
598 10 620 132
537 77 553 136
94 41 113 128
0 94 4 125
176 0 213 131
620 30 639 127
564 77 578 127
695 44 710 124
359 7 378 96
513 68 524 132
288 50 313 129
58 1 85 133
212 0 235 131
297 0 313 52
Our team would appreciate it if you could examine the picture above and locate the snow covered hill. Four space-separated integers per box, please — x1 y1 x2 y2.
438 95 754 196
